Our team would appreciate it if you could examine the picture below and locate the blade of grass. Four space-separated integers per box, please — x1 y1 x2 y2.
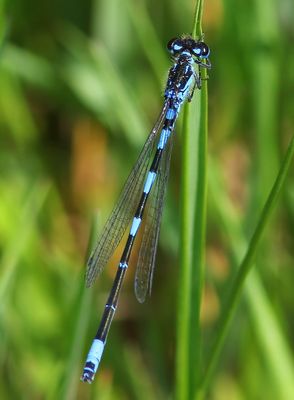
190 85 208 400
191 1 209 398
1 45 57 90
60 215 99 400
209 155 294 399
125 0 169 86
0 181 50 304
176 101 197 400
176 1 208 399
246 272 294 399
200 135 294 395
252 0 280 209
59 25 147 146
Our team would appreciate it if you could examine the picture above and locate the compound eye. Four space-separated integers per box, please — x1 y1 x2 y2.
200 43 210 58
167 38 183 54
192 44 202 57
193 42 210 58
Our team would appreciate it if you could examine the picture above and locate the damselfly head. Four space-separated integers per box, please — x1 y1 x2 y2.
167 37 210 59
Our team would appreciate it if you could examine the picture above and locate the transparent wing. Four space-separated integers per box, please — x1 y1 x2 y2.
86 101 169 287
134 131 174 303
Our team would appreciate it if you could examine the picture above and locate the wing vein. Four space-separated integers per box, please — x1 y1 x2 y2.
134 131 174 302
86 101 169 287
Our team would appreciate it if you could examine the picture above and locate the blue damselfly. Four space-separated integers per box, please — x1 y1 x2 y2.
81 35 211 383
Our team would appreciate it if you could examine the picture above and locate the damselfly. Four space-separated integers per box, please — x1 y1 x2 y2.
81 35 211 383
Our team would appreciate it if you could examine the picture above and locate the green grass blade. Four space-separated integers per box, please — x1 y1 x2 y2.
59 216 99 400
246 272 294 399
176 101 196 400
125 0 169 85
0 182 50 303
208 154 294 399
190 83 209 400
176 1 208 398
201 135 294 393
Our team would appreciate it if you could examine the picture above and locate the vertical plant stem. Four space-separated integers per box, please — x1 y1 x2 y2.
191 1 209 398
201 135 294 393
61 216 99 399
192 0 204 38
176 104 195 400
190 83 208 400
176 1 208 399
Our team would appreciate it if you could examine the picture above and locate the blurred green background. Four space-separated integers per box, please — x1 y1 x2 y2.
0 0 293 399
